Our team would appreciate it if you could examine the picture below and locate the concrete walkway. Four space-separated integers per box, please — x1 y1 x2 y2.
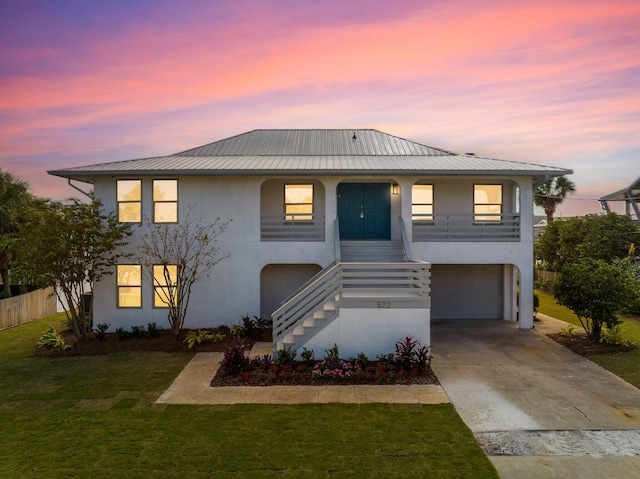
431 316 640 479
156 342 448 405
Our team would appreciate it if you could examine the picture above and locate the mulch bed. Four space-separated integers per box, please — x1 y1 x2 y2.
34 326 260 357
210 363 439 387
547 332 637 355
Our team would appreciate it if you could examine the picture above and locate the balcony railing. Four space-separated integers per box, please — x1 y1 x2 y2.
412 213 520 241
261 214 325 241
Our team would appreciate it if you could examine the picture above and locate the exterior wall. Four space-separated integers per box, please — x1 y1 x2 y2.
301 307 430 359
91 173 535 331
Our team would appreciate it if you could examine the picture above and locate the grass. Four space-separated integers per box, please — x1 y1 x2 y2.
0 314 498 479
536 290 640 388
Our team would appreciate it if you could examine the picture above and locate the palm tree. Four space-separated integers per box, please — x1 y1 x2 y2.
0 169 31 297
534 176 576 222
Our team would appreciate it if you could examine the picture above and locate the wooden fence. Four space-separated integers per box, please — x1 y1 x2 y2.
535 270 560 282
0 287 57 330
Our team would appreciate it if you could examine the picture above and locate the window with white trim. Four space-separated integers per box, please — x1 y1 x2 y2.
153 264 178 308
474 184 502 222
117 180 141 223
412 184 434 221
153 179 178 223
285 184 313 221
117 264 142 307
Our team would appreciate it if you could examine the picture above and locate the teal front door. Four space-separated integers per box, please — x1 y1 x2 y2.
337 183 391 240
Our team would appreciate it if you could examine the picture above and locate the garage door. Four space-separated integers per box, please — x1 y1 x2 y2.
430 264 503 320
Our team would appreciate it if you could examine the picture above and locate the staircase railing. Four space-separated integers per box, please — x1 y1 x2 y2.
398 216 413 261
272 263 342 346
272 261 431 350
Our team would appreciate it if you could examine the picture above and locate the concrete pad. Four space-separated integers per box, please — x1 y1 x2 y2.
431 318 640 479
489 456 640 479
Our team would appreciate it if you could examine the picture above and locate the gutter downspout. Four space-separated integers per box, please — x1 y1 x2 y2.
67 179 92 199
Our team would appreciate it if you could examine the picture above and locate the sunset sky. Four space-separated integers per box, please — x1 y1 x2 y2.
1 0 639 216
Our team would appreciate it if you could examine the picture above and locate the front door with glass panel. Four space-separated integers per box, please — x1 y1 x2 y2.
337 183 391 240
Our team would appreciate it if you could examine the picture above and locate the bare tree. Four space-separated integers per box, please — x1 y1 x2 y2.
138 208 230 337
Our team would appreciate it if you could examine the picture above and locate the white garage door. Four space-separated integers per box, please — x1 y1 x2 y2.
431 264 503 320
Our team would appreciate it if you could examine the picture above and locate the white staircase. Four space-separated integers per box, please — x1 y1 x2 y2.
272 218 430 356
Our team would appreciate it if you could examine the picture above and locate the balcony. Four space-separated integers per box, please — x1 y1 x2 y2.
261 214 326 241
412 213 520 242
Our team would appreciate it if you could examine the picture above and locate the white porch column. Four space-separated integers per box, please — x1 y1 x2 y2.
503 264 517 321
398 178 414 241
518 178 535 329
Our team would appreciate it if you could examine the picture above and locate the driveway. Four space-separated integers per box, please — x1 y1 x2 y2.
430 316 640 479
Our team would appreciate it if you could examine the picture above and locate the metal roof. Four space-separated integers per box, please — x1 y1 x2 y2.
599 176 640 201
48 129 572 183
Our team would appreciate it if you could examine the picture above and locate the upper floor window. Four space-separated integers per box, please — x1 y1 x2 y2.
474 184 502 222
285 184 313 221
153 264 178 308
117 180 141 223
153 180 178 223
117 264 142 307
412 184 434 222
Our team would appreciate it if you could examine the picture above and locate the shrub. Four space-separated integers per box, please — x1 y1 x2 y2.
275 345 297 367
349 352 368 369
600 325 635 347
560 324 577 338
236 315 271 338
300 347 315 364
249 354 273 369
115 327 131 341
324 344 339 362
130 325 146 338
220 336 249 375
147 322 160 337
394 336 431 372
184 329 225 349
37 325 70 351
94 323 110 341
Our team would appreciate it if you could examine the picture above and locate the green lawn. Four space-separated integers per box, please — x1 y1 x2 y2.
536 290 640 388
0 315 498 479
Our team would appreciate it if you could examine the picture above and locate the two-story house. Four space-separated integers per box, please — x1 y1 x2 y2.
50 129 571 357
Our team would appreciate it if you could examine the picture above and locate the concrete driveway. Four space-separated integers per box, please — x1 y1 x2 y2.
430 316 640 479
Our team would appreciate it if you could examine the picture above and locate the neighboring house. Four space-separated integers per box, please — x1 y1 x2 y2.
49 129 571 357
599 176 640 221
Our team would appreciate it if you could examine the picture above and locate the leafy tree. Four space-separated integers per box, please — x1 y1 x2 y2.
137 208 230 337
16 196 131 340
0 169 32 297
534 176 576 222
552 258 637 342
535 213 640 271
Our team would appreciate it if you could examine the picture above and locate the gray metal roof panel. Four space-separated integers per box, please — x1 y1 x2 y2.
48 129 573 182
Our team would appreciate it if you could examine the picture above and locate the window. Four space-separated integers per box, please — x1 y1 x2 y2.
117 265 141 307
412 184 434 221
117 180 141 222
474 185 502 222
285 184 313 221
153 180 178 223
153 264 177 308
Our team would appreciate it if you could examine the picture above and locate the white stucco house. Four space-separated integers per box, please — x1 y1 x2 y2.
49 129 571 357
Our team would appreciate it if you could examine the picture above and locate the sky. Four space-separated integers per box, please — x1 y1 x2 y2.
1 0 639 217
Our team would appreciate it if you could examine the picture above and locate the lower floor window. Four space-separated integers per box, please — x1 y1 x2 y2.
153 264 178 308
117 265 141 307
